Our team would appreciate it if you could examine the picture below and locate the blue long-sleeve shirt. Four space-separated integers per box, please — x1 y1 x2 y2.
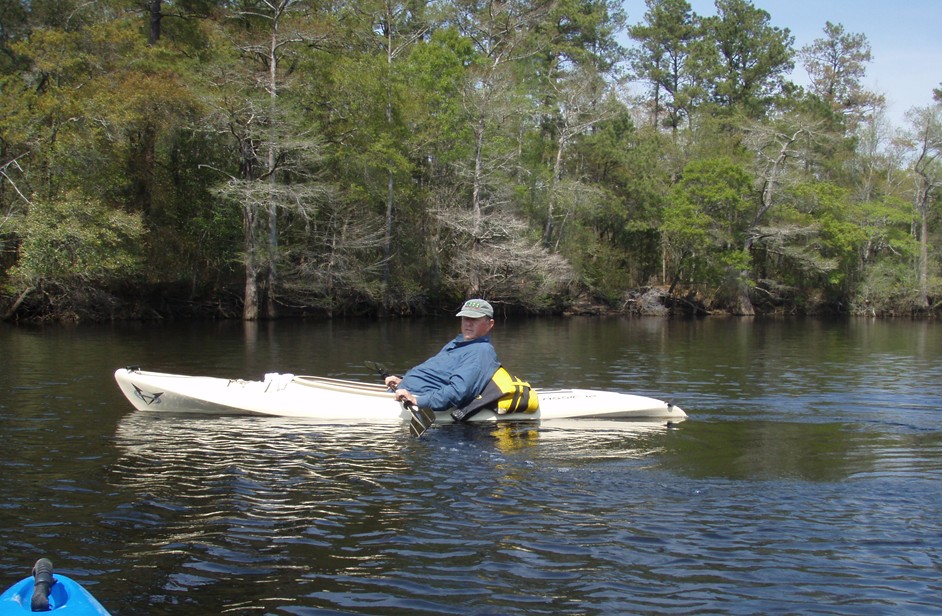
398 334 500 411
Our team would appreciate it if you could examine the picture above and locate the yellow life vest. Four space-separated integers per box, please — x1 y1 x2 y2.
490 366 539 414
451 366 539 421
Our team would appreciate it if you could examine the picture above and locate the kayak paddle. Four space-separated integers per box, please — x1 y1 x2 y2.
365 361 435 437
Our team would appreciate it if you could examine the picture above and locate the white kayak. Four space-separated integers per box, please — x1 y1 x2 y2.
113 367 686 428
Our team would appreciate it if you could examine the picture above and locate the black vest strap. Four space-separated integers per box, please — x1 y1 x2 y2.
450 380 503 422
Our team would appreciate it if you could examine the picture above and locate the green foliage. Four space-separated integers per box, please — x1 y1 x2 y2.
661 157 755 291
543 0 627 74
796 182 864 286
684 0 794 119
402 28 475 153
799 21 883 130
855 260 921 315
719 248 751 271
857 197 919 261
568 229 636 303
566 110 668 286
671 157 753 241
628 0 698 131
1 0 939 319
9 193 145 285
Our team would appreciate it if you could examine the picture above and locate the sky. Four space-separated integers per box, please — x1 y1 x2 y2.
619 0 942 128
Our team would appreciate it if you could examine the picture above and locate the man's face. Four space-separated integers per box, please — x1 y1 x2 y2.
461 316 494 340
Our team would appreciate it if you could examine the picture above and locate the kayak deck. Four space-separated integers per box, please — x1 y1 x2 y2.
113 368 686 424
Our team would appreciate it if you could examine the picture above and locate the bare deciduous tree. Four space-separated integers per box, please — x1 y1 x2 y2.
905 104 942 309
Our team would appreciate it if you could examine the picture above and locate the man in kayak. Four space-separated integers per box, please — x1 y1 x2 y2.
384 299 500 412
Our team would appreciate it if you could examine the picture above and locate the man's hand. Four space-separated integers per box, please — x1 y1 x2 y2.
394 388 418 407
384 375 402 390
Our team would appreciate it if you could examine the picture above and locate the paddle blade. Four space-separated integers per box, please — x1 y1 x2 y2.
364 361 389 379
406 404 435 437
409 415 426 438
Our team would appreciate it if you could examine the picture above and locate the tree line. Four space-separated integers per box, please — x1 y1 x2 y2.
0 0 939 322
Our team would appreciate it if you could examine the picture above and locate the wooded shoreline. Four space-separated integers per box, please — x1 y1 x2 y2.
1 2 940 324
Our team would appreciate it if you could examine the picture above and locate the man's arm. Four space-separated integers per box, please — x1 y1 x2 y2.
416 345 499 411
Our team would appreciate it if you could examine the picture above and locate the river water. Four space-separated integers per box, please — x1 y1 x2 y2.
1 317 940 615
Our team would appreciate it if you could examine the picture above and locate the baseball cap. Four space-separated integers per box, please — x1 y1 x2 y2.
456 299 493 318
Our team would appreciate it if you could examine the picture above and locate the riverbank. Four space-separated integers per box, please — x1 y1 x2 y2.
3 282 937 323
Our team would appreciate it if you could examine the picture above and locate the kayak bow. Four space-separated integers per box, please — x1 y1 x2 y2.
0 559 110 615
